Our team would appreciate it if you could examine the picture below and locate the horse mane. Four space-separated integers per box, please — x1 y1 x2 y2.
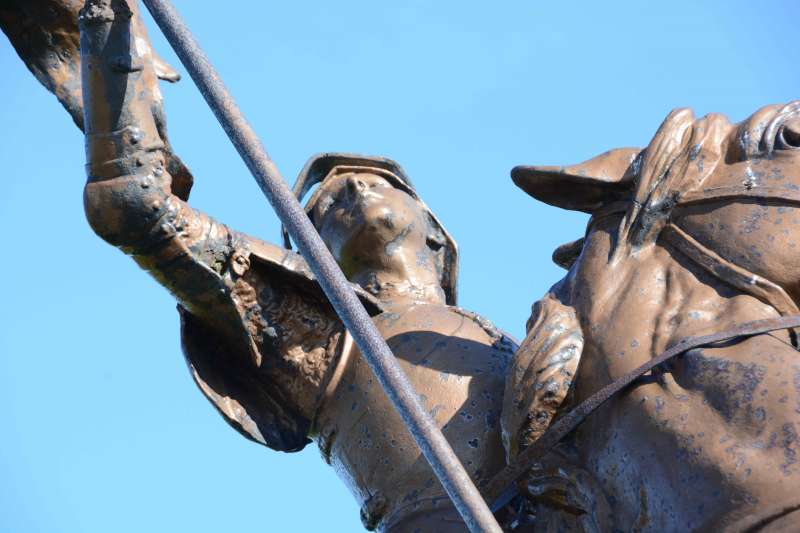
515 101 800 271
611 100 800 260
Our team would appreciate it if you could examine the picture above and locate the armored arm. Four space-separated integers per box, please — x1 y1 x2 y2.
79 0 229 320
78 0 349 451
79 0 288 327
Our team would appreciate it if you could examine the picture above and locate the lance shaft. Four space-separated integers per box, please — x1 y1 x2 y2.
140 1 503 531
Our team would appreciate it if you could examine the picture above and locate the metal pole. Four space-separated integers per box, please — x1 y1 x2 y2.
140 1 503 531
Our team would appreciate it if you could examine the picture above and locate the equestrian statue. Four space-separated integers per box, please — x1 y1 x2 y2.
3 0 799 531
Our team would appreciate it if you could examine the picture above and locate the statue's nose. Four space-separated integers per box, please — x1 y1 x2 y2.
346 176 367 197
784 117 800 148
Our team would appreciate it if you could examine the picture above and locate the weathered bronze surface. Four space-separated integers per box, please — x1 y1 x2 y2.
3 1 515 530
503 103 800 531
4 1 800 531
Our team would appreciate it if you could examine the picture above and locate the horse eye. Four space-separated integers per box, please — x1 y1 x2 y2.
779 119 800 149
782 126 800 148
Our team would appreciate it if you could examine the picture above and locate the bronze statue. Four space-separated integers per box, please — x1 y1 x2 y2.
504 103 800 531
4 1 516 530
4 0 800 531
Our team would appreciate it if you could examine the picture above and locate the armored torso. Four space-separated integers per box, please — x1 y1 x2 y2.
313 304 514 531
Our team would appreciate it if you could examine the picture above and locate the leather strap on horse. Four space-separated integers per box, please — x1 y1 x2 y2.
487 314 800 512
661 224 800 339
678 185 800 208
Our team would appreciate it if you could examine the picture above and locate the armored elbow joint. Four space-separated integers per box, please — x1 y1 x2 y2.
83 147 173 248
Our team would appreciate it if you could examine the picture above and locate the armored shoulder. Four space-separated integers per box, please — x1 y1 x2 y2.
180 241 384 452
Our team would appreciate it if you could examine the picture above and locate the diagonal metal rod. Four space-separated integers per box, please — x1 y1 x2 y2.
140 1 503 531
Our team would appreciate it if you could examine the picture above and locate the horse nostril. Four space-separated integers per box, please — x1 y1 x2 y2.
783 118 800 148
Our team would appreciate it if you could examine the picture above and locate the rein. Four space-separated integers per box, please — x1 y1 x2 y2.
488 315 800 512
488 182 800 512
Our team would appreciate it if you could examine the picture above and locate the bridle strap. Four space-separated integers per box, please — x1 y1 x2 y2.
585 185 800 234
488 314 800 512
661 223 800 321
488 184 800 510
678 185 800 208
587 189 800 337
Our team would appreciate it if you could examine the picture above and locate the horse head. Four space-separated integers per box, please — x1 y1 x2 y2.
501 103 800 530
502 101 800 461
514 102 800 298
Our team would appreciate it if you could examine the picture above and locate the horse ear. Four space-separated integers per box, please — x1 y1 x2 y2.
511 147 641 213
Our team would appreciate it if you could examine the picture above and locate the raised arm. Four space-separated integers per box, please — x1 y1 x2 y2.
80 0 239 320
78 0 347 451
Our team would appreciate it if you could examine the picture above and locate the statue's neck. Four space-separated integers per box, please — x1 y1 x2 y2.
351 269 446 310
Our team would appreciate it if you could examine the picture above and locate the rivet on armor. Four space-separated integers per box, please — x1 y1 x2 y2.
231 251 250 276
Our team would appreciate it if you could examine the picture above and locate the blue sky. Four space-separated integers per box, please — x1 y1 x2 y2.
1 1 798 531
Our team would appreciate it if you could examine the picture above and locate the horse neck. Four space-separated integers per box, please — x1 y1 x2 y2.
567 232 789 362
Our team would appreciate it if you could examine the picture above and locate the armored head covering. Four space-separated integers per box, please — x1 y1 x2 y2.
282 153 459 305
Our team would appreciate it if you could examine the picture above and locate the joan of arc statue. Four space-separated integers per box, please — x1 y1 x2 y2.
0 1 535 530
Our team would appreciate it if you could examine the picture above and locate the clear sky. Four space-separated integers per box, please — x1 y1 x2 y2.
1 1 798 531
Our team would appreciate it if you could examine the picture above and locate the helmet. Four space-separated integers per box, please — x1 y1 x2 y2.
282 153 459 305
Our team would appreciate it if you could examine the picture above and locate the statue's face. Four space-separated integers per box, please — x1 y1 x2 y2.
311 172 430 276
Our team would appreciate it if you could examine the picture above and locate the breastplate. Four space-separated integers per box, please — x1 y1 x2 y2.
312 304 513 530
